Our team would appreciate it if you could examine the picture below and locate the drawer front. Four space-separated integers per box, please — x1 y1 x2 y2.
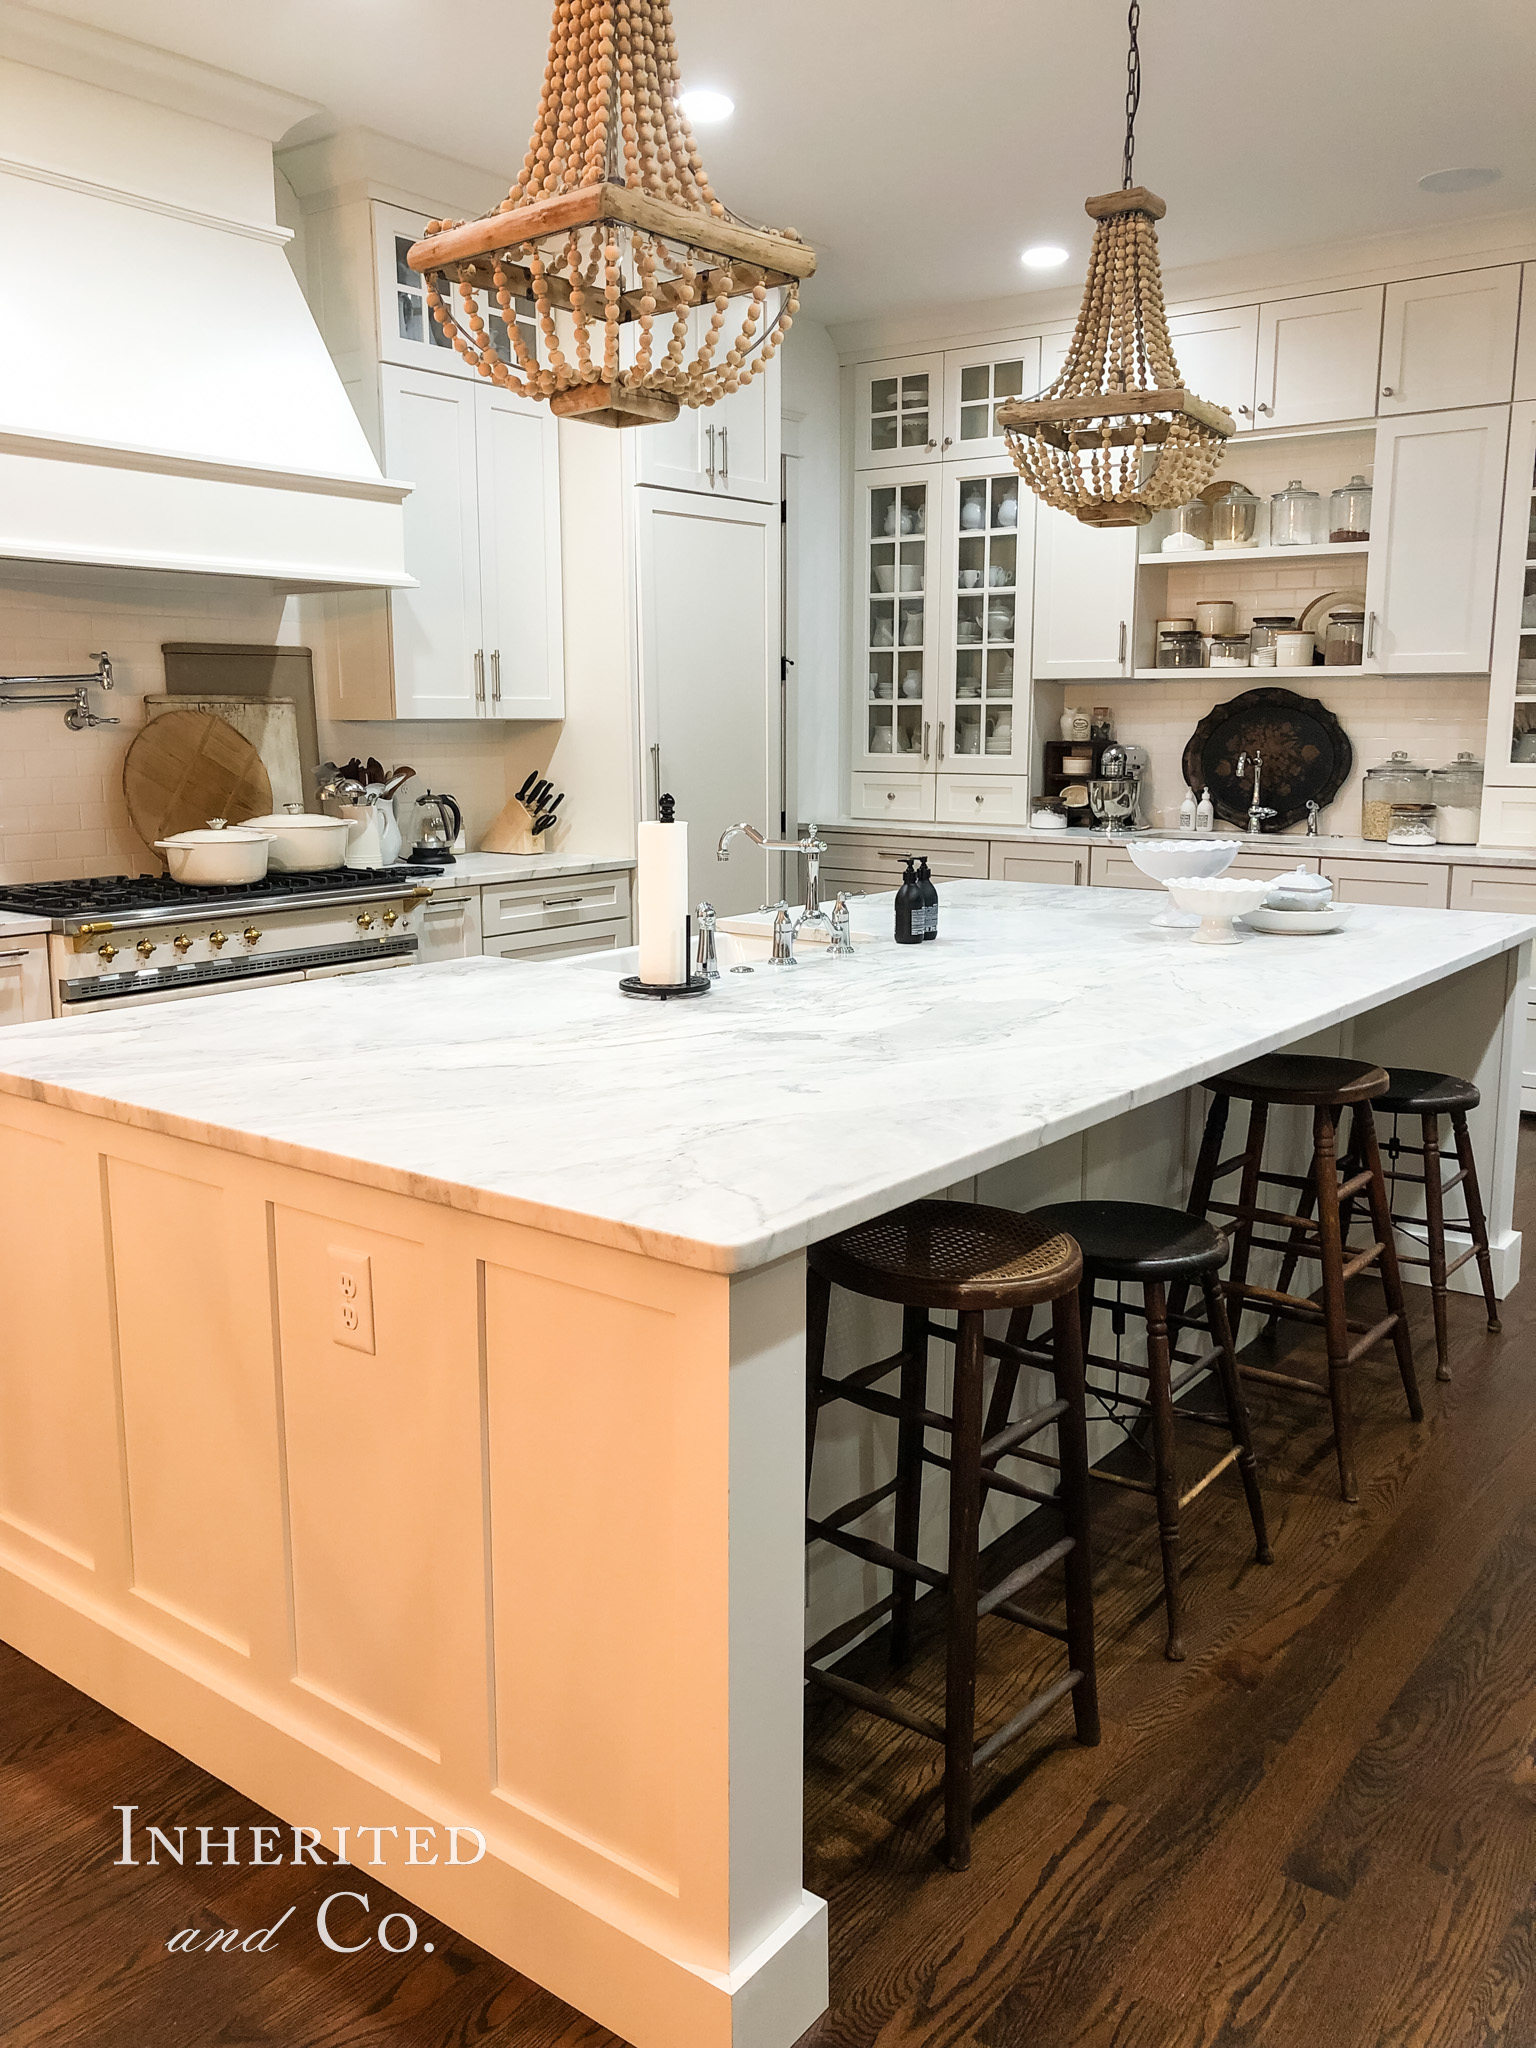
935 774 1032 826
1322 858 1450 909
416 889 484 964
482 869 631 937
484 917 630 962
1449 864 1536 915
847 772 935 822
0 939 50 1025
993 846 1087 888
819 832 989 882
1088 845 1157 892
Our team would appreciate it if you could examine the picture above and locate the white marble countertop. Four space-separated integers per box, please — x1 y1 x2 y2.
441 851 636 890
0 911 50 939
822 818 1536 868
1 881 1532 1275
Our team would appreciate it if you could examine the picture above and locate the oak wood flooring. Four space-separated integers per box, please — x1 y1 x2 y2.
1 1128 1534 2047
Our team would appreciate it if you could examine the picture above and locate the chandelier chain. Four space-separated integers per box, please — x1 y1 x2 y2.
1122 0 1141 189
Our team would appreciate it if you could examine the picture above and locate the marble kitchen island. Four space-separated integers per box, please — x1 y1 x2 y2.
0 880 1532 2048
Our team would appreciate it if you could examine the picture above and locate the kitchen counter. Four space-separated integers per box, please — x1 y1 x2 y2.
824 818 1536 868
1 880 1530 2048
0 910 52 938
439 850 636 888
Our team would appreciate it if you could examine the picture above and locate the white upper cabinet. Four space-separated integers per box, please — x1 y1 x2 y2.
1031 503 1138 680
853 468 938 770
373 202 537 384
633 319 780 502
853 355 947 468
1481 400 1536 790
477 386 565 720
938 458 1033 774
1378 267 1521 414
1517 265 1536 402
1255 287 1383 427
941 340 1043 461
1165 304 1260 427
1364 405 1509 673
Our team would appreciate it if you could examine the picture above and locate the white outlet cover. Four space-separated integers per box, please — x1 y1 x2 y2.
331 1246 376 1355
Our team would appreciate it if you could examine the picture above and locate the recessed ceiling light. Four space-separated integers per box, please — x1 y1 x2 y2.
678 88 734 125
1021 244 1070 270
1418 166 1501 195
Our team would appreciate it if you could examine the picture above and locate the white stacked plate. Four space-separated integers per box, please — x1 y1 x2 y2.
1244 903 1355 936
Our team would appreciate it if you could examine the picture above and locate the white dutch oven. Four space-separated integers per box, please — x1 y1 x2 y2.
243 808 351 872
154 819 272 885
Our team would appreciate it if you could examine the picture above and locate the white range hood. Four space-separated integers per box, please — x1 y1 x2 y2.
0 4 410 589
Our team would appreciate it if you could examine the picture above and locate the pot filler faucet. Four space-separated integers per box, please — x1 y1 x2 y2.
1234 751 1278 837
716 821 833 941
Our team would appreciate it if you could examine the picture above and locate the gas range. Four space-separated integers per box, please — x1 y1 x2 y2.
0 866 446 1014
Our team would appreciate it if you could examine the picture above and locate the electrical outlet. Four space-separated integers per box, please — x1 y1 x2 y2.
330 1246 375 1355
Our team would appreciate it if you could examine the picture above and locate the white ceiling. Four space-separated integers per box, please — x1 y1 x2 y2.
18 0 1536 324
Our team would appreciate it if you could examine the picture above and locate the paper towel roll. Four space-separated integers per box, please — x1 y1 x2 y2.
637 810 689 985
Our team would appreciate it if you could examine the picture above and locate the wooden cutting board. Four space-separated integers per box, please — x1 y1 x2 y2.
123 709 273 853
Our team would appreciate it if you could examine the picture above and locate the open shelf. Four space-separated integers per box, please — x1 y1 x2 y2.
1130 664 1378 681
1136 542 1370 568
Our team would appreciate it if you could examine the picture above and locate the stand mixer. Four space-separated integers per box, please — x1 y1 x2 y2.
1088 741 1150 834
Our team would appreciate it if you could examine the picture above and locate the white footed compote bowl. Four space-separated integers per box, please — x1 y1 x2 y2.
1127 838 1242 927
1163 875 1275 945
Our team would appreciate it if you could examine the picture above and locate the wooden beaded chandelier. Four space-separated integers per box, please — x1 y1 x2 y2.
404 0 816 428
995 3 1233 526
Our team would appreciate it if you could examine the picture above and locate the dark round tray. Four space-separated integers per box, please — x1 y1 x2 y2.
1182 685 1353 833
618 972 711 1001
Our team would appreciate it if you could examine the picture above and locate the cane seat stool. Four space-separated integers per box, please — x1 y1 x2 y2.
804 1199 1099 1871
1185 1053 1421 1504
1019 1202 1272 1663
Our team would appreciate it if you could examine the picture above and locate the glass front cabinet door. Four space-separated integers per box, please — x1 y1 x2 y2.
855 470 936 771
942 339 1042 461
938 460 1034 774
1482 402 1536 826
853 355 946 469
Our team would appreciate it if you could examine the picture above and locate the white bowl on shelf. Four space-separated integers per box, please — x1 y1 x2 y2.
1127 837 1241 926
1163 874 1275 945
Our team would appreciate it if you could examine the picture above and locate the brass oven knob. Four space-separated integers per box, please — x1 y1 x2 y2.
208 930 228 951
173 934 192 955
97 942 119 964
135 938 157 960
243 926 262 946
356 911 374 931
381 908 398 928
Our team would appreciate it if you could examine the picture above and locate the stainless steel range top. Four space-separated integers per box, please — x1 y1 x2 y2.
0 865 444 936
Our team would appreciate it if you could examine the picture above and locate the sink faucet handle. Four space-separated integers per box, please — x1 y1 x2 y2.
769 903 798 967
829 894 854 957
695 900 720 980
1305 799 1321 836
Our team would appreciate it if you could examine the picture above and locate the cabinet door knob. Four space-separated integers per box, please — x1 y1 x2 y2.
1236 404 1254 419
1256 402 1273 416
1381 386 1395 398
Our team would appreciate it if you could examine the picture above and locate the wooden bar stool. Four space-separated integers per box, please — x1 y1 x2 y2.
1185 1053 1421 1504
804 1199 1099 1871
1277 1067 1500 1383
1015 1202 1271 1663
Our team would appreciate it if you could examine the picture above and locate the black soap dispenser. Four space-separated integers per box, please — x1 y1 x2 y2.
894 858 921 945
917 857 938 941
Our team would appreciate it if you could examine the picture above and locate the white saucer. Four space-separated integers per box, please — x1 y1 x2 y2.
1243 904 1354 936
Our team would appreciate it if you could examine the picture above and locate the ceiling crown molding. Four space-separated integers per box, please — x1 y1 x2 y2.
0 0 320 139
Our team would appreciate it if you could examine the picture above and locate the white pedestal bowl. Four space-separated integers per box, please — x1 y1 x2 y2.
1127 838 1243 927
1163 875 1276 945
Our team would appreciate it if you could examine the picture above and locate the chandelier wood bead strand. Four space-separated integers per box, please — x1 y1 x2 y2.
405 0 815 428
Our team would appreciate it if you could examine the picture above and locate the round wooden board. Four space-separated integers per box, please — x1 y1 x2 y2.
1181 685 1353 833
123 710 273 853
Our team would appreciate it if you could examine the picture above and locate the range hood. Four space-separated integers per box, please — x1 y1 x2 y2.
0 4 409 590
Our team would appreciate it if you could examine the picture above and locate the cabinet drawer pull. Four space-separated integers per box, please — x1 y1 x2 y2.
491 649 502 702
937 719 946 763
1074 860 1083 884
1366 609 1378 659
1118 620 1128 667
540 893 586 907
922 720 930 762
474 649 486 703
0 949 29 962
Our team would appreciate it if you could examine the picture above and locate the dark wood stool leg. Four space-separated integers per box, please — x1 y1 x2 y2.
1452 1107 1502 1335
1049 1288 1100 1747
805 1264 832 1500
1420 1111 1452 1382
943 1311 986 1871
984 1307 1029 1444
891 1305 930 1666
1171 1092 1231 1335
1223 1097 1270 1351
1202 1271 1273 1565
1143 1280 1185 1662
1269 1172 1317 1328
1312 1102 1359 1504
1353 1102 1423 1425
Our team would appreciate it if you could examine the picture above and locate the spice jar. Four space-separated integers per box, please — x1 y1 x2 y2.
1429 753 1484 844
1323 608 1366 666
1362 751 1432 841
1249 614 1295 670
1271 478 1322 547
1387 804 1437 847
1162 498 1212 553
1209 634 1251 668
1209 483 1261 550
1329 473 1372 544
1158 629 1204 669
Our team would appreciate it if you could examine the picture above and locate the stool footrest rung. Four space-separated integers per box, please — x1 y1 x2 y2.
983 1397 1068 1463
1089 1465 1157 1495
919 1445 1058 1510
822 1475 901 1534
972 1670 1084 1770
1346 1313 1400 1364
977 1537 1076 1619
818 1347 909 1400
826 1380 953 1434
804 1592 897 1666
805 1666 945 1743
806 1519 946 1591
992 1600 1070 1641
1177 1446 1242 1509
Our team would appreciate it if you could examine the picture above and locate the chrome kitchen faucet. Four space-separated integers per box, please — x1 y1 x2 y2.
716 821 833 942
1234 751 1278 837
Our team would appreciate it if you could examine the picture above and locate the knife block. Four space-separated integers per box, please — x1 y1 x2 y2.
480 796 544 855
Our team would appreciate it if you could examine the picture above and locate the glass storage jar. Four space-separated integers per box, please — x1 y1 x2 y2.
1162 498 1212 553
1209 483 1261 550
1249 614 1295 669
1271 478 1322 547
1323 608 1366 666
1091 705 1113 741
1429 753 1484 844
1387 804 1437 847
1329 473 1372 543
1361 752 1431 841
1209 634 1251 668
1158 629 1205 669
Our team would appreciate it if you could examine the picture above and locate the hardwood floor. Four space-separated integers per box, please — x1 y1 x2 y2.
2 1127 1534 2047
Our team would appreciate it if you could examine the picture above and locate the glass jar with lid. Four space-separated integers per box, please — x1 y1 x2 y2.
1249 614 1295 669
1323 608 1366 666
1158 628 1204 669
1361 751 1431 840
1209 484 1261 551
1329 473 1372 543
1271 478 1322 547
1161 497 1212 553
1429 753 1484 844
1387 804 1437 847
1208 633 1251 668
